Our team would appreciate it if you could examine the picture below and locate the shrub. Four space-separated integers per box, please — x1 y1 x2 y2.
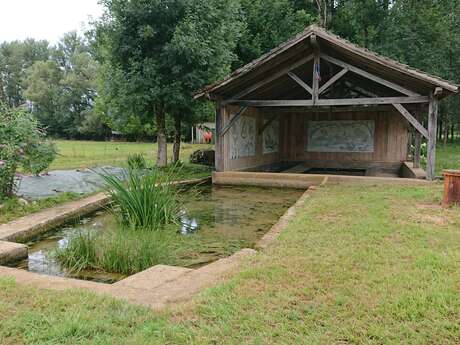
0 105 57 200
98 167 181 231
127 153 146 170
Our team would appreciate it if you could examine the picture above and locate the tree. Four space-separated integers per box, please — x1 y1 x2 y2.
96 0 243 166
0 39 50 107
23 33 99 138
235 0 313 67
23 60 63 134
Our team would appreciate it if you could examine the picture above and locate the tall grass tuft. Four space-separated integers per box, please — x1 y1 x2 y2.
99 167 181 231
56 228 179 275
127 153 146 170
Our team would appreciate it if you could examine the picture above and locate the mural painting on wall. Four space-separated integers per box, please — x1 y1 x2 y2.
263 119 279 154
230 115 256 159
307 120 375 152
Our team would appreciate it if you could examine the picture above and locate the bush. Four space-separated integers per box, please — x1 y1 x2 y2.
0 105 57 200
98 167 181 231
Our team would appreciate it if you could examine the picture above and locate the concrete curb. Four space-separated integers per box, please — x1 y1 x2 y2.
0 176 313 311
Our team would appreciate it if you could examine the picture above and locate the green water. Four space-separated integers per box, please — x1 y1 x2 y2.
10 185 303 283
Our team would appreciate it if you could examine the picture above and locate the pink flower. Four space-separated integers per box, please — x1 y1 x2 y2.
0 160 5 166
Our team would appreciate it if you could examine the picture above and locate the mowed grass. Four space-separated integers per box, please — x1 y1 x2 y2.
49 139 460 175
1 184 460 344
0 192 81 224
50 140 213 170
436 140 460 175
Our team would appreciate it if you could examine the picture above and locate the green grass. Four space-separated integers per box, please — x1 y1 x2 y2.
50 140 212 170
55 227 180 275
436 140 460 175
2 184 460 344
0 192 81 224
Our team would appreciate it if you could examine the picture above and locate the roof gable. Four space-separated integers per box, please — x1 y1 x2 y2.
195 25 458 100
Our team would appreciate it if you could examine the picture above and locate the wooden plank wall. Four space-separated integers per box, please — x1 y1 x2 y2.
222 105 280 171
280 110 408 164
220 107 409 171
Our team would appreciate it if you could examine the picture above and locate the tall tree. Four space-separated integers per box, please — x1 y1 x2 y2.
96 0 243 166
235 0 313 67
23 32 98 137
0 39 50 107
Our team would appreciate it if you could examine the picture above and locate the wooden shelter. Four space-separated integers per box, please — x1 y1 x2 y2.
195 25 458 181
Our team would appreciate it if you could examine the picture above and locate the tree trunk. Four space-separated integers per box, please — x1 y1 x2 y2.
173 113 181 163
443 117 449 147
156 107 167 167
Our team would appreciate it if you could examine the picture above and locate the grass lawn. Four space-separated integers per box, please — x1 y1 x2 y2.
0 193 81 224
1 183 460 344
50 140 213 170
436 140 460 175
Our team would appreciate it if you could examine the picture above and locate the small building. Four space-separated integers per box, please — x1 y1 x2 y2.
191 122 215 144
195 25 458 183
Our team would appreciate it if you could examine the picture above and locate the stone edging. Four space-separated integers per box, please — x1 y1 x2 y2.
0 178 312 310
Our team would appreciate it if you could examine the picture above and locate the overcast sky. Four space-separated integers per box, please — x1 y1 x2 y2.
0 0 103 43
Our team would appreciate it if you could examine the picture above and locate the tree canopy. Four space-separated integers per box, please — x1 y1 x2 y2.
0 0 458 155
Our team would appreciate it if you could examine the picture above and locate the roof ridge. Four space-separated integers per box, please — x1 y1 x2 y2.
314 28 459 92
195 24 458 99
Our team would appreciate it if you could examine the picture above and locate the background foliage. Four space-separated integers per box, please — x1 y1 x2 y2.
0 0 458 143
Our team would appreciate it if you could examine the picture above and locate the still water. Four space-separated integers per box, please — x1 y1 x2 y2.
10 184 302 283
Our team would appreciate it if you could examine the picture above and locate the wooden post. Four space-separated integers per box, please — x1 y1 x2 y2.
312 55 320 105
427 91 439 180
311 34 320 105
215 102 224 172
413 109 422 168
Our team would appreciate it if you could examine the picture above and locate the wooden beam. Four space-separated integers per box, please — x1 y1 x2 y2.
215 103 224 172
392 104 428 139
344 81 378 98
220 106 248 136
321 53 420 97
287 72 312 95
258 114 278 134
226 54 314 102
312 55 320 104
225 96 428 107
427 91 439 180
316 96 428 106
319 68 348 95
413 109 422 168
310 34 319 52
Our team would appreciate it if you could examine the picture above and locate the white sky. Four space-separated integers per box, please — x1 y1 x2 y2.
0 0 103 43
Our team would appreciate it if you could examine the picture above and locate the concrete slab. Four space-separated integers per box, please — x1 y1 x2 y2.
114 265 192 290
213 171 430 189
0 193 110 243
0 241 28 265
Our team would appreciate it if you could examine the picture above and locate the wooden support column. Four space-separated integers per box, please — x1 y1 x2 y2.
413 109 422 168
427 90 440 180
311 34 320 105
215 102 224 172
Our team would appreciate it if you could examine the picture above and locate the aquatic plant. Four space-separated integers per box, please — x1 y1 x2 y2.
99 167 181 231
56 228 178 275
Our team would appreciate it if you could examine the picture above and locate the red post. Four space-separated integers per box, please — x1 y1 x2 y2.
442 170 460 207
